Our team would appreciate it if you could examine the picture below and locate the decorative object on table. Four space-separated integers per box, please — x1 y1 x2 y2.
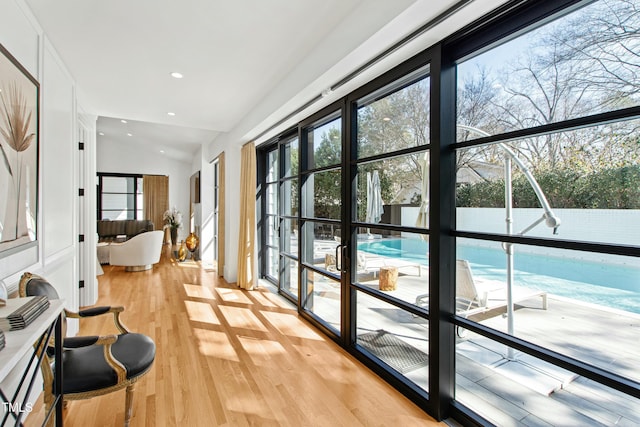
177 241 187 262
163 206 182 245
0 295 49 331
185 232 199 260
0 280 7 306
0 329 4 352
0 43 40 258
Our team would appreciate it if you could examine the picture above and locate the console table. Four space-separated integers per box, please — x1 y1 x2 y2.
0 299 64 427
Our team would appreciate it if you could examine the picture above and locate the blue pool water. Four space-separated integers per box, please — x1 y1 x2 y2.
358 238 640 314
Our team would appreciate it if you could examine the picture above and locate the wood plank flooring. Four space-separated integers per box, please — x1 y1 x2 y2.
27 247 441 426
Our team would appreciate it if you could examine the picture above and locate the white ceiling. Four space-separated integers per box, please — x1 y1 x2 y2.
23 0 507 161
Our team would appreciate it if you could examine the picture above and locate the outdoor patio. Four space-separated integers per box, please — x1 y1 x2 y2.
305 248 640 426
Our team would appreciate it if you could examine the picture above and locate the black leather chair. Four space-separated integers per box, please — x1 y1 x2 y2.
19 272 155 427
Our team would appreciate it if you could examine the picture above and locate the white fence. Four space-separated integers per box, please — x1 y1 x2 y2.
401 207 640 266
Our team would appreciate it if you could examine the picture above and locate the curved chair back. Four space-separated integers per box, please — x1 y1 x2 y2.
109 230 164 269
19 272 68 339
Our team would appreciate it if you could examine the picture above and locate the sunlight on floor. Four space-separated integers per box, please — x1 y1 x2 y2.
237 336 287 366
215 287 253 304
193 328 239 361
218 305 269 332
247 290 281 308
260 310 324 340
184 300 220 324
183 283 216 299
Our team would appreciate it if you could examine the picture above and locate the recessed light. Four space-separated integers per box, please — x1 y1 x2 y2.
121 119 127 124
167 112 176 116
382 117 391 122
127 133 133 137
170 72 183 79
98 132 104 136
160 150 165 154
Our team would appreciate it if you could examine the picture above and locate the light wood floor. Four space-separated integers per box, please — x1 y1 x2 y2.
28 247 442 426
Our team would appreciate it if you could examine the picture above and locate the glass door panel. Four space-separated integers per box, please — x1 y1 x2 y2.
263 148 278 281
279 137 299 300
302 267 341 333
300 111 343 334
350 67 431 390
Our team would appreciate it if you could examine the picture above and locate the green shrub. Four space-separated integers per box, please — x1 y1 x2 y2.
456 166 640 209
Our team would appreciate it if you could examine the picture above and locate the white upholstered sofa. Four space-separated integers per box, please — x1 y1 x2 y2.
109 230 164 272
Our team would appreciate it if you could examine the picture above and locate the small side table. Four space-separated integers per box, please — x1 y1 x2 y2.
379 266 398 291
0 298 65 426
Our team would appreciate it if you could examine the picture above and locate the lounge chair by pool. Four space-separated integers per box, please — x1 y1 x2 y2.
415 259 547 317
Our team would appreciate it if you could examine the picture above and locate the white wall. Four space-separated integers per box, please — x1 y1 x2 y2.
97 138 192 242
0 0 79 317
191 147 215 269
208 140 240 283
1 0 83 417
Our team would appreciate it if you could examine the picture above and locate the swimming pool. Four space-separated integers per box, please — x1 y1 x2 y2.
358 238 640 315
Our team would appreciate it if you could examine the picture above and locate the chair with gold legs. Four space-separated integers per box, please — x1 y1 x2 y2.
19 272 156 427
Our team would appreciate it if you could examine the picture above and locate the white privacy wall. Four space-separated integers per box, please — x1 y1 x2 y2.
96 137 193 242
402 207 640 265
1 0 84 416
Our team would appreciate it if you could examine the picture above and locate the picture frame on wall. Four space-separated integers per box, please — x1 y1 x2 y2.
0 43 39 258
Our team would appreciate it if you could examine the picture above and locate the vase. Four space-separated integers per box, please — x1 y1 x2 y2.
185 232 199 252
170 227 178 246
177 241 187 262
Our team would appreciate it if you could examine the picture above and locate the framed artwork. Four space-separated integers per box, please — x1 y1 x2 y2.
0 43 39 257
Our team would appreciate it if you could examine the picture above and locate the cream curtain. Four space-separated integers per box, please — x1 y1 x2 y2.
237 142 256 290
143 175 169 242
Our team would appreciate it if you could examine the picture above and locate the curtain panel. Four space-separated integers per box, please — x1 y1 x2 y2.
237 143 256 290
143 175 169 243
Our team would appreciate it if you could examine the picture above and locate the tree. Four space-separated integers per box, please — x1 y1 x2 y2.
457 0 640 184
311 128 341 219
356 78 430 207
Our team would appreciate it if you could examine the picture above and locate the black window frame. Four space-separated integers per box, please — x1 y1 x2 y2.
256 0 640 424
97 172 143 220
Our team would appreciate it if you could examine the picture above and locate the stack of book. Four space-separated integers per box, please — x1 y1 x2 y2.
0 296 50 332
0 329 5 351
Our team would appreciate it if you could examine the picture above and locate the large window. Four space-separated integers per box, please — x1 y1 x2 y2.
97 173 143 220
257 1 640 425
451 0 640 424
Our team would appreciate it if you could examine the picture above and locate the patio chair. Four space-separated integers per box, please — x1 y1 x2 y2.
415 259 547 316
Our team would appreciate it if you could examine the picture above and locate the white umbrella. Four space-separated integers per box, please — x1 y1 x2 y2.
366 170 383 225
415 152 429 239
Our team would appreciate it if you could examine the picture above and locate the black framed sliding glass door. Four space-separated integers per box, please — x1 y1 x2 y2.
278 135 300 301
257 1 640 424
347 59 433 397
299 107 344 337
